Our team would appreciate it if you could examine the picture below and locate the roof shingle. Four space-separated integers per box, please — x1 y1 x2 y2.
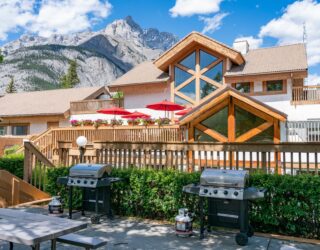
0 86 107 117
109 61 169 87
226 43 308 76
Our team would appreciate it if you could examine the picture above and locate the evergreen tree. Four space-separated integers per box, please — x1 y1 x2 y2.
60 59 80 88
0 50 3 63
6 76 17 93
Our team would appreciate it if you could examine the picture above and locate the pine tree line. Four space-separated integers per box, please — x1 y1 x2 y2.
60 59 80 88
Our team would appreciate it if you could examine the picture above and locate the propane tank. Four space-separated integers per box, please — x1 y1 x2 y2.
48 196 63 215
175 208 193 237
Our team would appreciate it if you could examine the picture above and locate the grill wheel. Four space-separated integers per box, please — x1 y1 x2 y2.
235 233 248 246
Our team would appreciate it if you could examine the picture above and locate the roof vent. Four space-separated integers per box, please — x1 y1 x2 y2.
233 40 249 54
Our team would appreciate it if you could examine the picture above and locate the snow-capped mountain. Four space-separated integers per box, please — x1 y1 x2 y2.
0 16 178 93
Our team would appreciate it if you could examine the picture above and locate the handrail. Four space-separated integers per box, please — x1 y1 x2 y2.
292 85 320 105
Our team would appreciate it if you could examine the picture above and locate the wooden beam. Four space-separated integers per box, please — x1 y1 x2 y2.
228 97 235 142
170 64 175 102
233 98 274 123
175 75 196 91
191 98 229 126
175 63 196 75
199 59 223 75
235 122 273 142
195 123 228 142
154 32 245 71
199 75 221 88
195 48 200 104
274 119 280 143
175 91 196 105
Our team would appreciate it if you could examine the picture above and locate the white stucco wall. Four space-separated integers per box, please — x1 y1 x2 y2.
122 83 170 109
29 122 47 135
253 79 292 103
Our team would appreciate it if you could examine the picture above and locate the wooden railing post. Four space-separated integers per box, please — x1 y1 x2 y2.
23 141 31 182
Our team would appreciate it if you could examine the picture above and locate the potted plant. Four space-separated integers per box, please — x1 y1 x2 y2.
141 118 155 126
70 119 81 127
110 119 123 126
93 119 103 128
82 119 94 126
127 118 140 126
155 118 171 126
101 119 109 126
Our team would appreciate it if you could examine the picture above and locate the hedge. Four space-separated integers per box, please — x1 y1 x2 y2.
44 167 320 239
2 156 320 239
0 153 24 179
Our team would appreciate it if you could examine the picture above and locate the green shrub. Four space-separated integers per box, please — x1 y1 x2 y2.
0 153 24 178
4 145 20 156
249 174 320 238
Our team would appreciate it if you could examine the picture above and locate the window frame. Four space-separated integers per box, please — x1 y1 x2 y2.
232 82 254 94
263 80 287 94
11 124 30 136
172 46 226 105
0 126 7 136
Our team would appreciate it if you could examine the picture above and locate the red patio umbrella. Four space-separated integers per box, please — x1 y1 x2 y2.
175 107 193 116
122 111 151 119
146 100 184 117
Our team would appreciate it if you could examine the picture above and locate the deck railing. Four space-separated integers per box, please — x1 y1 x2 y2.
24 126 186 163
56 141 320 175
69 98 124 114
292 85 320 105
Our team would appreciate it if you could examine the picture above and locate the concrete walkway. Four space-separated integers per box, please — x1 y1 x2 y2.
0 207 318 250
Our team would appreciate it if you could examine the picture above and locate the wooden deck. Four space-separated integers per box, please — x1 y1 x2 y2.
292 85 320 105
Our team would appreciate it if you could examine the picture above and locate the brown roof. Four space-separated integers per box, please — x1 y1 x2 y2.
226 43 308 77
0 86 108 117
179 85 287 125
109 61 169 87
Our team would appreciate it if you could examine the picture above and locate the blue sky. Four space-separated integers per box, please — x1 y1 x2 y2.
0 0 319 81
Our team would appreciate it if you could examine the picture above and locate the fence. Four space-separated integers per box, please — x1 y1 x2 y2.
56 141 320 175
287 120 320 142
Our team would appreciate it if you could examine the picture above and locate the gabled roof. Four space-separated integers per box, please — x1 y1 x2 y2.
154 32 245 71
226 43 308 77
179 85 287 125
0 86 108 118
109 61 169 88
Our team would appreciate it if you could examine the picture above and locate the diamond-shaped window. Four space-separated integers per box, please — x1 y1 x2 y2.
200 50 218 69
179 51 196 70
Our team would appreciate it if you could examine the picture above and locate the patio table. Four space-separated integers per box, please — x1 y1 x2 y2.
0 208 87 250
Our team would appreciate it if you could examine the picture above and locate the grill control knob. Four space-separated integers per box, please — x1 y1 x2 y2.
224 190 228 195
213 190 218 194
83 180 87 184
70 180 74 183
77 180 81 184
234 191 239 196
203 189 208 194
90 181 95 185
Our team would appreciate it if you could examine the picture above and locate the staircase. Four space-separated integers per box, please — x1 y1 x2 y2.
0 170 51 207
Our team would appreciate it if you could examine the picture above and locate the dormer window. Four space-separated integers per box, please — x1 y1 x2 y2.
173 49 224 105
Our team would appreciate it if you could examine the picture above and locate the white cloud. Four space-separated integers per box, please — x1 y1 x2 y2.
0 0 112 40
234 36 263 49
259 0 320 66
200 13 228 34
307 73 320 85
170 0 223 17
0 0 35 40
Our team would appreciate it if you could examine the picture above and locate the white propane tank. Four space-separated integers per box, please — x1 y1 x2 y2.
175 208 193 237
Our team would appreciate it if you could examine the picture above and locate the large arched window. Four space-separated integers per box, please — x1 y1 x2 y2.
173 49 224 105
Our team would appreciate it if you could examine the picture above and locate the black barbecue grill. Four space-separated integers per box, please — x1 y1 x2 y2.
183 168 266 246
57 163 123 223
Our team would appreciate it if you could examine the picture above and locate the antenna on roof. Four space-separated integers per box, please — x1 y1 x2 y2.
303 22 307 44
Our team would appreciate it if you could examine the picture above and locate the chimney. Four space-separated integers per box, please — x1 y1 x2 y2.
233 40 249 54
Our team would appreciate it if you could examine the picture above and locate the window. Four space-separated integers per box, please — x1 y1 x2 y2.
0 126 6 136
173 49 224 105
11 125 29 136
265 80 284 92
232 82 252 93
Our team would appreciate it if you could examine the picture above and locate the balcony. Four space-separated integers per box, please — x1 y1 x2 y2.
70 98 124 115
291 85 320 105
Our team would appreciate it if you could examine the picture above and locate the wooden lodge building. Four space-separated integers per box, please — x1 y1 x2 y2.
0 31 319 154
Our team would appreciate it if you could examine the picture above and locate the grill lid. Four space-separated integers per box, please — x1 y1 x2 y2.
69 163 112 178
200 169 248 188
